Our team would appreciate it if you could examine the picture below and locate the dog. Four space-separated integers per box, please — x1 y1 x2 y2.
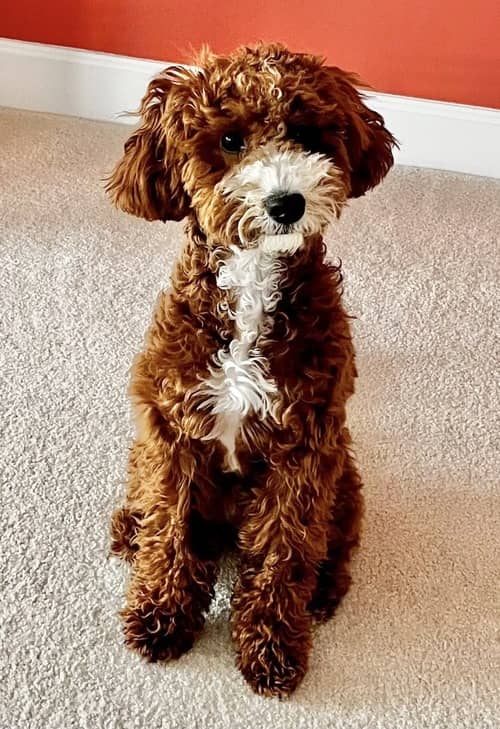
107 42 395 697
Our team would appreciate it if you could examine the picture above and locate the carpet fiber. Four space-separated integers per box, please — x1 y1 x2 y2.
1 107 499 729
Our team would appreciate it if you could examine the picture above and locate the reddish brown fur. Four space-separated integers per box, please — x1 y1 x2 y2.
107 43 394 697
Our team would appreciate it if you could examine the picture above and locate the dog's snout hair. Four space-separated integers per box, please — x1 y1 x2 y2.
218 143 346 244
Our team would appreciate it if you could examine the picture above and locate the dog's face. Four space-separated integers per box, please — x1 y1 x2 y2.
107 44 396 246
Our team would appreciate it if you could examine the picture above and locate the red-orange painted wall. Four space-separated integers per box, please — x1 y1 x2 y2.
2 0 499 108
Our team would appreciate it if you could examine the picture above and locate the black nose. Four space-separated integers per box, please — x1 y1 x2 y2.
264 192 306 225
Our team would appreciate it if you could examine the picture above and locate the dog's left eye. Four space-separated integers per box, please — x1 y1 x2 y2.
220 131 245 154
288 125 322 152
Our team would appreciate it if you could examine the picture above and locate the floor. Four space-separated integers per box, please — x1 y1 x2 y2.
1 107 499 729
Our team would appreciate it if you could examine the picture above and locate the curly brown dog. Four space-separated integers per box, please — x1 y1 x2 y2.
107 43 395 698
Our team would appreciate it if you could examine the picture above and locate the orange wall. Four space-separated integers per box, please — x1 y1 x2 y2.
2 0 499 108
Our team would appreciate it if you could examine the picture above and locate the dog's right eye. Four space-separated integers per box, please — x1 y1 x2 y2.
220 131 245 154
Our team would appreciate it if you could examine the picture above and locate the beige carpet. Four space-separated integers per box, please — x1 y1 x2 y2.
1 107 499 729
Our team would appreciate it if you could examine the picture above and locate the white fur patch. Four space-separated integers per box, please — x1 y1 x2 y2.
261 233 304 255
195 242 292 471
220 144 344 245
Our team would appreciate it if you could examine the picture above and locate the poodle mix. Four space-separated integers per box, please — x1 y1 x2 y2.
107 43 395 697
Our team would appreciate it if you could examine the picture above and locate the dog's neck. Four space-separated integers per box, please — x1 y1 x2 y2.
178 219 327 279
171 218 332 338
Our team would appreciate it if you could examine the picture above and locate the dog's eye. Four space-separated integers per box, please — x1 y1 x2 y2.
288 125 321 152
220 131 245 154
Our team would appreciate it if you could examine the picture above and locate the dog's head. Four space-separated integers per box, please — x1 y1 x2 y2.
107 43 396 246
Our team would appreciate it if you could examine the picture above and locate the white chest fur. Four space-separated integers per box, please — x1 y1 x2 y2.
195 238 301 471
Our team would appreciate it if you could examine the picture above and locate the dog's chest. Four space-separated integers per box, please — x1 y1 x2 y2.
197 246 286 471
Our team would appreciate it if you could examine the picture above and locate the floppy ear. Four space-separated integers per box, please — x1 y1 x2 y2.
326 67 397 198
106 69 190 221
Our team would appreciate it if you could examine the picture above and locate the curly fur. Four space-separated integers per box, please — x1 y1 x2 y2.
106 42 395 697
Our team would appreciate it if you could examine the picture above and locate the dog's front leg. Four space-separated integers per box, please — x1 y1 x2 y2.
120 440 218 662
231 451 339 697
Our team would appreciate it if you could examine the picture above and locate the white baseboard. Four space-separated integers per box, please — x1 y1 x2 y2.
1 38 499 178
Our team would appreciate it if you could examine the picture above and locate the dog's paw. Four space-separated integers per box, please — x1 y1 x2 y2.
308 587 344 623
121 604 200 662
110 507 142 562
308 566 352 623
237 633 309 698
307 596 341 623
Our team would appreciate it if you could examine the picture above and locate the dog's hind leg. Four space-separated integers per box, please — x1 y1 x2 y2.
110 443 145 562
308 430 364 622
110 505 142 562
